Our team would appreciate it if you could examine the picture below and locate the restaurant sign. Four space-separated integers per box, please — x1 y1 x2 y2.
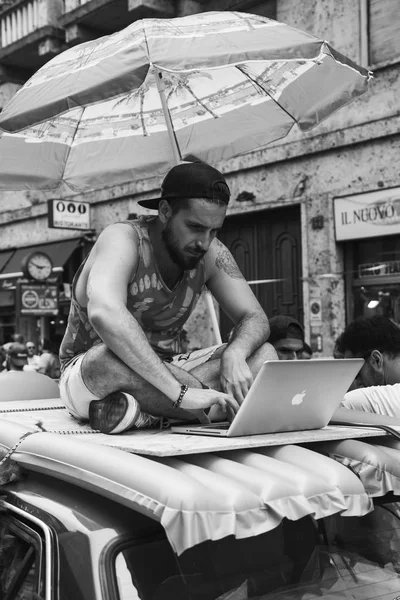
334 187 400 241
358 260 400 278
17 282 58 316
48 199 91 230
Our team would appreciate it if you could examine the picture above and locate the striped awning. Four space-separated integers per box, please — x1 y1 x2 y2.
0 238 81 291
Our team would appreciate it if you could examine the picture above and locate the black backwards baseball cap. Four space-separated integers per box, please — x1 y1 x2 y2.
137 161 230 210
269 315 304 344
6 342 28 366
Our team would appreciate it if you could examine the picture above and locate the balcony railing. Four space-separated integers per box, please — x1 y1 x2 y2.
0 0 62 48
59 0 175 45
63 0 92 11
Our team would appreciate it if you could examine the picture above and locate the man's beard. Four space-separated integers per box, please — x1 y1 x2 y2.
162 222 204 270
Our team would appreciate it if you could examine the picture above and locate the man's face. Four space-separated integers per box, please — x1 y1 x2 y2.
26 343 35 356
162 199 226 270
273 338 304 360
344 349 400 388
344 351 382 390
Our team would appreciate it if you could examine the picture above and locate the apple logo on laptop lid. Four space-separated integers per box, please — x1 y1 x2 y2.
291 390 306 406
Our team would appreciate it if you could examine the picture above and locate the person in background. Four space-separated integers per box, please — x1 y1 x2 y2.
24 341 41 372
3 343 28 372
37 338 61 379
0 345 6 372
335 316 400 417
2 333 25 354
268 315 305 360
298 342 313 360
2 333 25 370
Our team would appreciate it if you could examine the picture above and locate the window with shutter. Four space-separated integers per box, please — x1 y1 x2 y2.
369 0 400 66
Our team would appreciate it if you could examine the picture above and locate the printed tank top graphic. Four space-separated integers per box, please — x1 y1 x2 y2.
59 218 206 371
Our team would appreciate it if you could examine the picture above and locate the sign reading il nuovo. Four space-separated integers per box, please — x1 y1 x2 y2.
48 199 91 230
334 187 400 241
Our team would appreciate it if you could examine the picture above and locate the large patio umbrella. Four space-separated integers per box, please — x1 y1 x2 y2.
0 11 371 193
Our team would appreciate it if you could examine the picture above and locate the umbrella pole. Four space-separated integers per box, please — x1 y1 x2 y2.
155 70 181 164
155 69 223 346
205 292 223 345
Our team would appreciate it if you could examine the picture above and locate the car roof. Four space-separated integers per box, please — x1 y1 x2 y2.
0 414 373 556
3 470 162 539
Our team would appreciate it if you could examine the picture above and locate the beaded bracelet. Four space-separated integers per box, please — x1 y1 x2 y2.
172 384 188 409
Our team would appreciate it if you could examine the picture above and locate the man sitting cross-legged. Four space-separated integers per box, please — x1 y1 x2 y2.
59 161 277 434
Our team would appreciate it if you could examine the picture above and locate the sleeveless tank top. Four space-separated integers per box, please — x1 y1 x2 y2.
59 218 206 372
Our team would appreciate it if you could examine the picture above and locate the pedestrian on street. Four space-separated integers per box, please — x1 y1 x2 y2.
3 342 28 372
24 341 41 371
37 339 61 379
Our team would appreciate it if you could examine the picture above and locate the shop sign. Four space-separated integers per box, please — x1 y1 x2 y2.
0 277 17 291
48 199 91 230
334 187 400 241
358 260 400 278
17 282 58 316
0 273 59 292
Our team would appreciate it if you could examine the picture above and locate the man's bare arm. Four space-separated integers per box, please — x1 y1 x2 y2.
206 239 270 359
86 225 182 400
214 243 244 281
205 239 272 402
333 406 400 427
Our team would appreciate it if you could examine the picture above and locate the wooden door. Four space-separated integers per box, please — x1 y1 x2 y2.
218 206 303 340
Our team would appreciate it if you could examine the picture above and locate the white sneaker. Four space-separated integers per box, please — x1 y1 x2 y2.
88 391 162 434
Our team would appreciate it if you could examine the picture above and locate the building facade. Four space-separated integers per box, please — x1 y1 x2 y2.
0 0 399 355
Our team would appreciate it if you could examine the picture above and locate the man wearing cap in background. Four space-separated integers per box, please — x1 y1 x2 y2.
4 343 28 372
1 334 22 371
59 160 277 434
268 315 305 360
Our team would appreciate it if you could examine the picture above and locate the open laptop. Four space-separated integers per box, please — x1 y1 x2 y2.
171 358 364 437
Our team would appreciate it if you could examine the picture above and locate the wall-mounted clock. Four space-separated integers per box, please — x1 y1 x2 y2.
21 251 53 281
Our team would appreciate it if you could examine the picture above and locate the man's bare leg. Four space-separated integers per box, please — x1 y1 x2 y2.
81 343 208 422
189 341 278 390
79 341 277 427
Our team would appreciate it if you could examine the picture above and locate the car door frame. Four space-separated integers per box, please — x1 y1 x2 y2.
0 500 56 600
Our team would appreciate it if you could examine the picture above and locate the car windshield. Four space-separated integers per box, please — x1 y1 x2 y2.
113 503 400 599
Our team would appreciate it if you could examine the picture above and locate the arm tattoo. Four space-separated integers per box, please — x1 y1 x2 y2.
215 240 244 280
